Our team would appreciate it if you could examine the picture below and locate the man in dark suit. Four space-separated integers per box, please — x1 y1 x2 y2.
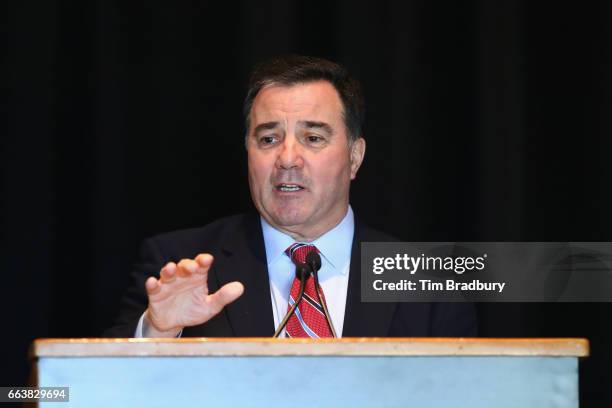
106 55 477 338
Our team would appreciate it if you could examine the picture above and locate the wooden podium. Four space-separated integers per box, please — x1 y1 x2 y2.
31 338 588 407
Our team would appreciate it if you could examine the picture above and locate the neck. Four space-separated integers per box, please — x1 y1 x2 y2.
265 206 349 242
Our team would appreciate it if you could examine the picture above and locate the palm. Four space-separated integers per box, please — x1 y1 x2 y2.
145 254 244 334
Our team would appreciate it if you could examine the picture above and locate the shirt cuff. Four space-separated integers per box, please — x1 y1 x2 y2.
134 312 183 338
134 313 146 338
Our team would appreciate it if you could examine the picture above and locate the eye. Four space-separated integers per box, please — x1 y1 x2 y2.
305 134 325 144
258 135 277 146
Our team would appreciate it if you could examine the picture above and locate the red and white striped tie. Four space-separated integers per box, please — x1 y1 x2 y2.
284 243 333 338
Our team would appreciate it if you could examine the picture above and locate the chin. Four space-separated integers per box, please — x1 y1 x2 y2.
271 213 307 228
269 206 311 228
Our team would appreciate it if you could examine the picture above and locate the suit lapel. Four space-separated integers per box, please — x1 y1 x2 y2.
342 221 397 337
210 213 396 337
212 213 275 336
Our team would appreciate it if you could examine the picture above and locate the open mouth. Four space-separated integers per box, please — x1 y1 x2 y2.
275 183 305 192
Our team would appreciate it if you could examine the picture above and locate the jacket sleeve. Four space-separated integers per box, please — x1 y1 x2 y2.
102 237 166 337
429 302 479 337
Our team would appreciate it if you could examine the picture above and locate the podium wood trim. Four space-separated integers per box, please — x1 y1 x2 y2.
31 337 589 358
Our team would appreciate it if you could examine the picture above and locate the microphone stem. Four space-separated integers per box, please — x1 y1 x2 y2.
313 270 337 338
273 272 307 338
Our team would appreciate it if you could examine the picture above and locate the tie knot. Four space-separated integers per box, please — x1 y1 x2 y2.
285 243 319 265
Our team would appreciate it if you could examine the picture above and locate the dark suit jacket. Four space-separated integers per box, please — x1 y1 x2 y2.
105 213 477 337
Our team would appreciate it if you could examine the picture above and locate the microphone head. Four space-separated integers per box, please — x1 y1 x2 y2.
305 250 322 272
295 263 311 281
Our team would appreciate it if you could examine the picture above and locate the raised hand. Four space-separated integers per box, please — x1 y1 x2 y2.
142 253 244 337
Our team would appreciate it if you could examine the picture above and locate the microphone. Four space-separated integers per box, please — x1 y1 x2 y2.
305 250 321 274
273 263 311 338
305 251 337 338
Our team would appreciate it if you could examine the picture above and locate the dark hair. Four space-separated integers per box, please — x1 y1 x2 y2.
243 55 365 144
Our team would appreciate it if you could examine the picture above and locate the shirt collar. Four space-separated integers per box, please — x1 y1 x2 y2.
260 206 354 274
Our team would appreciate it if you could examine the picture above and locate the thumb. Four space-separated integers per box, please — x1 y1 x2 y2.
207 281 245 313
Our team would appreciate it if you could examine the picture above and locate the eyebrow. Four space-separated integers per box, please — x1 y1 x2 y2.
297 121 334 135
253 121 281 134
252 120 334 135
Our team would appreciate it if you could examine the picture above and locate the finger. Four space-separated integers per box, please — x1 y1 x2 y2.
145 277 162 296
206 281 245 315
195 253 214 269
193 255 212 294
176 258 199 277
160 262 177 282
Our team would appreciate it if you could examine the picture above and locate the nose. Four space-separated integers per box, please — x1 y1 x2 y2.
276 136 304 170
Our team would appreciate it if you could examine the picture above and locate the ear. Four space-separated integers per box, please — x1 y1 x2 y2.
349 137 366 180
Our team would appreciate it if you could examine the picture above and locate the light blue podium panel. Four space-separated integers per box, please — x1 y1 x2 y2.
32 338 588 408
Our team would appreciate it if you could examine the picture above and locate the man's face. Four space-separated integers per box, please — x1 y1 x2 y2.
246 81 365 241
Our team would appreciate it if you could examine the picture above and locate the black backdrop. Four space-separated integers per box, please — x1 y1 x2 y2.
4 1 612 405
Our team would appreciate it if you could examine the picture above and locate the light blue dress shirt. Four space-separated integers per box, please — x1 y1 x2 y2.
136 206 354 338
263 206 354 337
